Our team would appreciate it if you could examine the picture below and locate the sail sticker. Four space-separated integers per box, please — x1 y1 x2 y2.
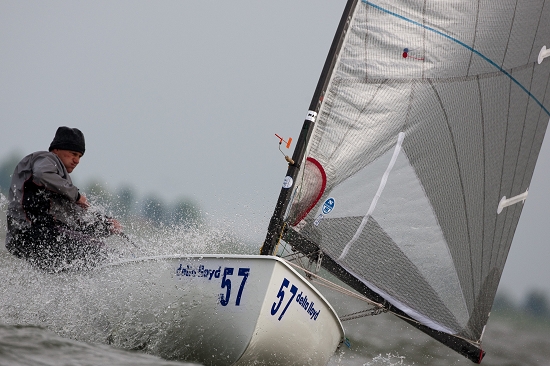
322 197 335 214
339 132 405 260
402 48 424 61
497 189 528 214
282 176 293 189
538 45 550 64
314 214 324 226
306 110 317 122
362 0 550 117
313 194 334 228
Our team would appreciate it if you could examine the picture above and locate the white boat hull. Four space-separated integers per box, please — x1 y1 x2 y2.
87 255 344 365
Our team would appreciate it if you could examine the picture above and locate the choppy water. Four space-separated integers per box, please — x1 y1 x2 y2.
0 197 549 365
1 242 549 366
0 324 198 366
1 310 549 366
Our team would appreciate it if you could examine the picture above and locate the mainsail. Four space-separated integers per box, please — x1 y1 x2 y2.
263 0 550 363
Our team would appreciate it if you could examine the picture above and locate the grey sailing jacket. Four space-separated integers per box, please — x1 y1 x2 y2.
6 151 82 227
5 151 112 257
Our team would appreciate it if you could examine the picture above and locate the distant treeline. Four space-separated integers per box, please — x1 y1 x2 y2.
0 152 202 227
493 290 550 319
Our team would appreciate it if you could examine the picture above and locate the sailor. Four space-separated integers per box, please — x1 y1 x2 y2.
5 126 122 272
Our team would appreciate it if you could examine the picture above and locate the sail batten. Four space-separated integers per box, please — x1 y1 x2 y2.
269 0 550 362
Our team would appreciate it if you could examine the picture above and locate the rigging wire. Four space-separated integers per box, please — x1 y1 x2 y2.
282 257 388 321
339 307 389 321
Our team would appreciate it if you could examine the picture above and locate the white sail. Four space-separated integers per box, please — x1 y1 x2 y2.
287 0 550 348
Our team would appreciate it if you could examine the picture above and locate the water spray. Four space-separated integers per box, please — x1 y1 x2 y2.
117 232 140 250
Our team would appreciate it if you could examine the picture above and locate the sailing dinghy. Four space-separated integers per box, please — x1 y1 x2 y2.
262 0 550 364
15 0 549 365
84 255 343 365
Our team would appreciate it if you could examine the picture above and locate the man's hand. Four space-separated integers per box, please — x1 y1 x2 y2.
77 194 90 208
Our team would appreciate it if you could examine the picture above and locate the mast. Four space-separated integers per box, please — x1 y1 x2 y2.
261 0 358 256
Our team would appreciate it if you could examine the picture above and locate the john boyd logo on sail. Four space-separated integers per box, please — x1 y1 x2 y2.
315 198 335 226
322 198 335 214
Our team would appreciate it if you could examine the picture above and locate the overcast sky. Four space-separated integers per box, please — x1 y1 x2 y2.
1 1 548 300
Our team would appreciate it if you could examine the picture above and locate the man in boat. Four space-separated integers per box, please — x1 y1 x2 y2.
4 126 122 272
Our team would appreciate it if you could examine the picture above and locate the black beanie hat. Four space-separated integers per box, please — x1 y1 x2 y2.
48 126 86 155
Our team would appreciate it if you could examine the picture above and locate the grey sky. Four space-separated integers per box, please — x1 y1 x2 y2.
1 1 548 300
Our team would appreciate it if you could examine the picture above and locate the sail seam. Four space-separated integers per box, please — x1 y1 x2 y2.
500 66 537 260
363 1 370 81
362 0 550 117
466 0 481 76
494 66 535 272
427 79 476 309
477 76 486 297
511 65 536 196
528 0 546 64
501 0 518 70
421 0 427 79
522 67 550 192
489 76 513 272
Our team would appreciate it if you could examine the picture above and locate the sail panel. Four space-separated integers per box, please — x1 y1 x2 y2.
502 0 546 69
468 0 516 75
287 0 550 344
402 80 479 321
308 214 463 334
310 80 410 188
326 149 470 329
